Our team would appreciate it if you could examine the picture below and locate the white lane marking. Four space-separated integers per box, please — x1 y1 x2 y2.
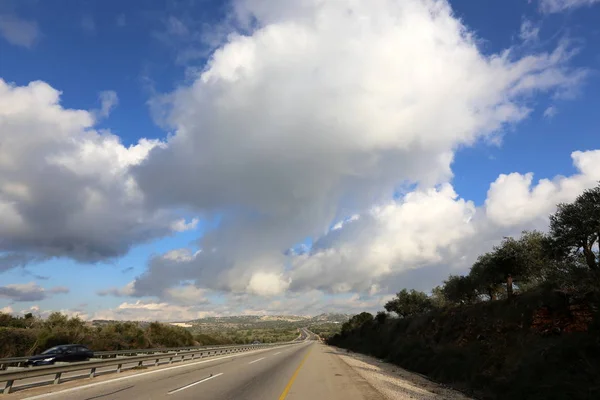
23 345 293 400
273 352 281 355
248 357 265 364
167 373 223 395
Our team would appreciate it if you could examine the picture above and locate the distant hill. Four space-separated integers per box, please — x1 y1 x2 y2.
180 313 350 328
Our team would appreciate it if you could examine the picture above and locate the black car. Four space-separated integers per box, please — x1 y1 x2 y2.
26 344 94 366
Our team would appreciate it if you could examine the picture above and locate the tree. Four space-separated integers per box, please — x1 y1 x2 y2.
470 253 502 301
442 275 477 305
384 289 433 317
375 311 388 324
550 184 600 271
341 312 373 335
470 231 554 300
430 285 447 308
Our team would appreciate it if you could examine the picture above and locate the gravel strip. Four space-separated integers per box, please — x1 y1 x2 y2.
330 347 473 400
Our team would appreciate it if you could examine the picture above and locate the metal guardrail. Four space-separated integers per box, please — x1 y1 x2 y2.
0 343 239 369
0 342 299 394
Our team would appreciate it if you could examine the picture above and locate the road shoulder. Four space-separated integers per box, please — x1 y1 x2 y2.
286 343 384 400
329 346 473 400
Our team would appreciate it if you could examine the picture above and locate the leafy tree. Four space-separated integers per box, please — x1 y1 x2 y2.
469 231 554 300
430 285 447 308
550 184 600 271
341 312 373 335
384 289 433 317
442 275 477 305
375 311 388 324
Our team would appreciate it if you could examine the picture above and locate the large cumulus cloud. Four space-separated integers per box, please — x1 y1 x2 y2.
0 80 179 269
130 0 586 297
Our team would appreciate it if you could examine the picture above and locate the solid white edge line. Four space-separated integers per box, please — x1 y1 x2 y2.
167 373 223 394
273 352 282 355
248 357 265 364
22 345 293 400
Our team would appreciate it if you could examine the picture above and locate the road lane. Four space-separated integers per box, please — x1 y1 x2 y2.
18 343 309 400
15 340 386 400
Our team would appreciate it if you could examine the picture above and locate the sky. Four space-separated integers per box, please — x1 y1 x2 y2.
0 0 599 321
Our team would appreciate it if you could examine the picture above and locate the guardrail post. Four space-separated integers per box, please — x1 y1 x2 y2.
169 357 173 364
0 363 6 371
191 353 195 360
181 355 184 362
117 363 122 373
3 380 14 394
138 361 143 367
53 372 62 385
89 367 96 378
155 359 159 366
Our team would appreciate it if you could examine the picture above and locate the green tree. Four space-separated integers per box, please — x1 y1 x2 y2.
442 275 477 305
384 289 433 317
430 285 447 308
550 184 600 271
341 312 373 335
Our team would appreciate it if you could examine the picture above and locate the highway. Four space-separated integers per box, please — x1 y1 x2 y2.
13 338 385 400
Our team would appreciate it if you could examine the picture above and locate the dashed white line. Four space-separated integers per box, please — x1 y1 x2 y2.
274 352 282 355
168 373 223 394
23 345 293 400
248 357 266 364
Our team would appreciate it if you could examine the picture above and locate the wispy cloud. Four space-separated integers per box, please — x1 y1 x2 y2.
0 14 39 48
544 106 558 118
520 19 540 43
81 15 95 33
0 282 69 302
116 14 126 27
539 0 600 13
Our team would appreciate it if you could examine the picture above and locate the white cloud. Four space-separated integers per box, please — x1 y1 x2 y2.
171 218 199 232
97 281 135 297
96 90 119 118
0 305 14 314
0 282 69 302
290 184 477 293
131 0 584 299
539 0 600 13
485 150 600 228
0 14 39 48
520 19 540 43
0 79 178 268
93 300 217 322
246 271 291 296
544 106 557 118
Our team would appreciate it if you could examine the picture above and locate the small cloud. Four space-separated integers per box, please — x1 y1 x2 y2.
166 16 188 36
0 282 69 302
97 281 135 297
95 90 118 119
544 106 558 118
0 14 39 48
122 266 134 274
171 218 199 232
81 15 95 33
0 305 14 314
539 0 600 13
116 14 126 27
520 18 540 43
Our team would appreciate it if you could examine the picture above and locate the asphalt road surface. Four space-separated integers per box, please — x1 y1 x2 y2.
15 341 384 400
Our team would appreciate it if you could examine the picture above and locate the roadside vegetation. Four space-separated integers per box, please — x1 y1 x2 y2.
0 313 205 358
329 184 600 400
0 312 348 358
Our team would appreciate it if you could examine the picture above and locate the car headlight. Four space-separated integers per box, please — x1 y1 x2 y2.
42 357 55 362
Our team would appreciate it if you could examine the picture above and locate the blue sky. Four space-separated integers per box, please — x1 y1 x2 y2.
0 0 599 321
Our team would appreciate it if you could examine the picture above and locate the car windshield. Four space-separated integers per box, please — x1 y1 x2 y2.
42 346 65 354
